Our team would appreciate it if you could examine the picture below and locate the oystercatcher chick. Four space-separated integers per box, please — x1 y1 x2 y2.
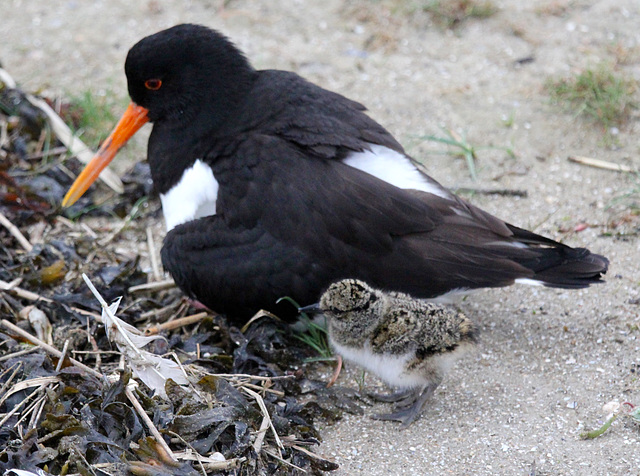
305 279 476 427
62 24 609 323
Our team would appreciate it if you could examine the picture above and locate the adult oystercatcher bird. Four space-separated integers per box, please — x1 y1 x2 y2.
63 24 608 323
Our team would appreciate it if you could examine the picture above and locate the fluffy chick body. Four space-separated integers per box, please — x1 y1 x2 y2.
317 278 476 425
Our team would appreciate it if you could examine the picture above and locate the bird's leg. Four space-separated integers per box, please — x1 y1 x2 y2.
188 299 211 311
367 388 414 403
371 382 438 427
326 355 342 388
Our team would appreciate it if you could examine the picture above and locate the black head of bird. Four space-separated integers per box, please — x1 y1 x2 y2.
63 24 608 323
125 24 256 126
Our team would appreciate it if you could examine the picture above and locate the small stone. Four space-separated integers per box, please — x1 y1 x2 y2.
602 401 620 415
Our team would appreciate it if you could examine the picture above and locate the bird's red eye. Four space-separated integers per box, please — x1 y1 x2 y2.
144 79 162 90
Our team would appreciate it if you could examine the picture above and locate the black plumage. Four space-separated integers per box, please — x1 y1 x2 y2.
76 24 609 321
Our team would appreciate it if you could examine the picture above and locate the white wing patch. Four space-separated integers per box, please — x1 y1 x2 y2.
343 144 451 199
515 278 544 286
429 288 474 304
160 159 219 231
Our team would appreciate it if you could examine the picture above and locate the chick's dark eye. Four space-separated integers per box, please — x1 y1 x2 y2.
144 79 162 91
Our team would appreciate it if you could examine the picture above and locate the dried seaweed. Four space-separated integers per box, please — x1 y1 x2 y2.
0 75 355 475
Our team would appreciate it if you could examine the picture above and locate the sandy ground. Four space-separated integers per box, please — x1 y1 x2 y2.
3 1 640 474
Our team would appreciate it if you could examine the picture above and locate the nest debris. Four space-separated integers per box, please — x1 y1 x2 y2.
0 69 367 475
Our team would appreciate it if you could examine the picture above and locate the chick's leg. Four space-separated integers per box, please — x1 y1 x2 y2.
371 382 438 427
367 388 414 403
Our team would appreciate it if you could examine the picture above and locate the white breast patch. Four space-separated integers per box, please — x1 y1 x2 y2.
343 144 451 199
160 159 219 231
331 337 474 389
330 338 425 388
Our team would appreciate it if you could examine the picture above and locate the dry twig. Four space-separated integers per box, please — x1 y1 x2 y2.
243 386 284 454
0 212 33 252
0 385 43 428
129 279 176 293
28 145 68 160
146 225 162 281
139 297 183 320
263 450 307 473
166 431 208 476
27 98 124 193
291 444 333 464
172 451 245 471
452 187 528 197
97 210 137 247
240 309 281 333
144 312 208 335
0 346 40 362
0 319 103 379
568 155 633 172
56 339 70 372
237 381 285 398
28 387 52 431
0 376 59 409
0 66 123 193
214 373 294 381
0 363 23 399
0 279 101 320
0 278 51 302
125 385 178 463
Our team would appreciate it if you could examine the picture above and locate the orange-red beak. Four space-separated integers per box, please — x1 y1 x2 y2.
62 102 149 207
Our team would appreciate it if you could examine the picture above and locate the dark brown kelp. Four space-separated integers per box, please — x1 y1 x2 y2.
0 71 360 475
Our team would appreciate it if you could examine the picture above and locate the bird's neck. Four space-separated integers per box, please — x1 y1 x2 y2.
147 72 257 196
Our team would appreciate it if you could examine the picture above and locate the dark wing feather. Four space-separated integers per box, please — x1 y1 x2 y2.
161 69 608 321
162 216 337 319
217 135 606 305
224 70 405 159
